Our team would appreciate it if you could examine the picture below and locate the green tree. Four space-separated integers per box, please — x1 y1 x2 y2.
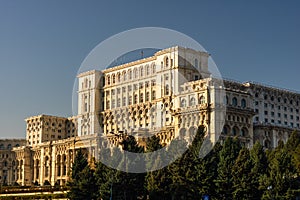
215 137 241 199
67 149 97 200
232 147 254 199
250 141 268 199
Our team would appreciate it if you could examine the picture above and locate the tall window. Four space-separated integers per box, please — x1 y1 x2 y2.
181 99 187 107
152 64 156 73
241 99 246 108
190 97 196 106
134 95 138 104
128 70 132 80
165 57 169 67
146 65 150 75
134 68 138 78
140 66 144 77
152 91 156 100
112 74 116 84
165 85 170 95
232 97 238 106
200 96 205 104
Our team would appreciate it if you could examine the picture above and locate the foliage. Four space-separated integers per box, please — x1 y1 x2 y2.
65 128 300 200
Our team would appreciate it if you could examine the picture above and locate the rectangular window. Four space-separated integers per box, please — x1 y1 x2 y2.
264 111 268 115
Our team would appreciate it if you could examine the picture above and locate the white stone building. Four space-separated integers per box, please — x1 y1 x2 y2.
8 46 300 186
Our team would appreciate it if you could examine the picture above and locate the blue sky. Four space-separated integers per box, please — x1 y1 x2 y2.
0 0 299 138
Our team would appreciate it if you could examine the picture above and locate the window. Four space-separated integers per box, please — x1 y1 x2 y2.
190 97 196 106
122 97 126 106
128 96 132 105
278 113 281 117
112 74 116 84
106 101 110 109
107 75 111 85
264 111 268 115
152 91 156 100
181 99 187 107
140 93 144 103
134 68 138 78
123 71 127 81
146 92 150 101
140 66 144 77
128 70 132 79
134 95 138 104
165 85 170 95
200 96 205 104
232 97 238 106
165 57 169 67
152 64 156 73
146 65 150 75
241 99 246 108
264 103 268 108
112 100 115 108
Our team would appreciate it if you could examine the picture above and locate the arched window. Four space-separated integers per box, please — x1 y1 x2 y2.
107 75 111 85
190 97 196 106
200 96 205 104
240 128 248 137
152 64 156 73
165 57 169 67
181 99 187 107
112 74 116 84
140 66 144 77
232 126 239 136
7 144 12 150
128 70 132 80
0 144 4 150
134 68 138 78
123 71 127 81
222 125 230 135
146 65 150 75
117 73 121 82
232 97 238 106
241 99 246 108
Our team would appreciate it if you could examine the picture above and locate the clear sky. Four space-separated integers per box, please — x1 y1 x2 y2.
0 0 299 138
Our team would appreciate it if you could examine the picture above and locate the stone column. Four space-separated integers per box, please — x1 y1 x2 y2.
51 145 56 186
40 148 44 185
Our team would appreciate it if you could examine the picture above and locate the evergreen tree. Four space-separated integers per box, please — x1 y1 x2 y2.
113 135 146 199
145 135 172 199
67 149 97 200
232 147 254 199
250 141 268 199
215 137 241 199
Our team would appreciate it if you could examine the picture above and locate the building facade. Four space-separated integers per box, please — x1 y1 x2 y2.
0 139 26 185
8 46 300 186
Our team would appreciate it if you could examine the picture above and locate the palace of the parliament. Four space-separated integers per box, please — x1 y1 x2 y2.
1 46 300 186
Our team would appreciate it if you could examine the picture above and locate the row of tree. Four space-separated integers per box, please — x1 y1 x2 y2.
67 127 300 200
